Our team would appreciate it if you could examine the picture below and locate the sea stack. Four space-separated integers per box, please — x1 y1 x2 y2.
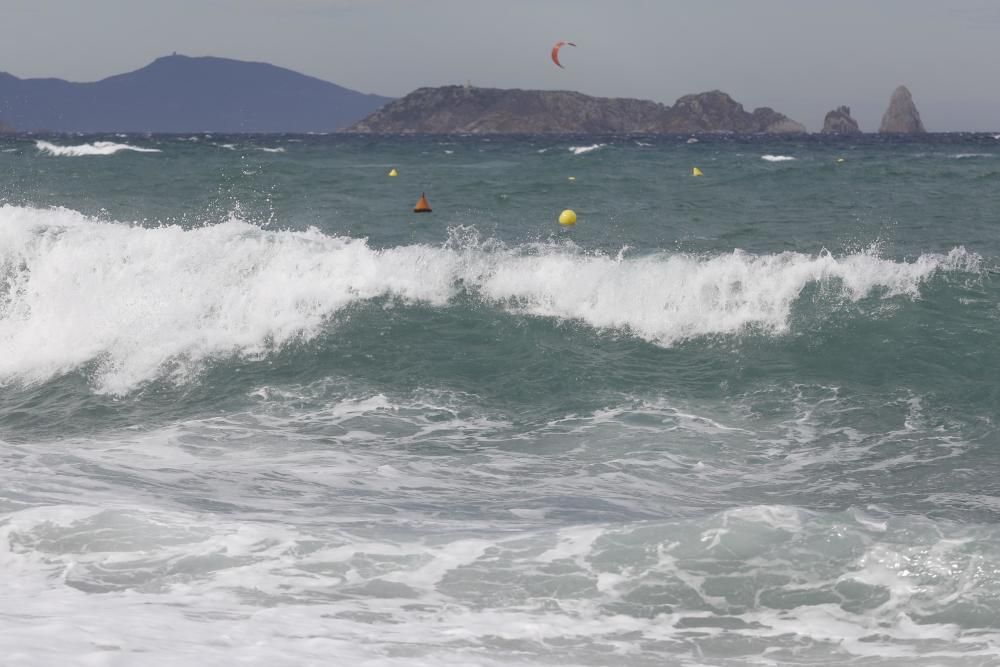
879 86 925 133
821 106 861 134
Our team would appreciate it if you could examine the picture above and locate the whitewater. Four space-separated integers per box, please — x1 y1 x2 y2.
2 133 1000 666
34 140 162 156
0 204 979 394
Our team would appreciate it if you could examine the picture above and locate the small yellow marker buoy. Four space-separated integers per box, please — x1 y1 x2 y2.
692 167 704 177
388 168 398 176
414 192 432 213
558 209 577 226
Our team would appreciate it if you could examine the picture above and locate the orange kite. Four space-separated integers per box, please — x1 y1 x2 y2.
551 41 576 69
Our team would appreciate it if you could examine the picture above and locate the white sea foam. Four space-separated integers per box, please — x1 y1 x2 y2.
569 143 605 155
256 147 286 153
2 495 998 664
950 153 994 159
35 140 161 157
761 154 796 162
0 205 979 393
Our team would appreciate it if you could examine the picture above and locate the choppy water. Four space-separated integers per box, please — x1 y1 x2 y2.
2 133 1000 666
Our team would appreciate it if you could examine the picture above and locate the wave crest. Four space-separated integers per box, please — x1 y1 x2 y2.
0 205 979 393
36 141 161 157
569 144 605 155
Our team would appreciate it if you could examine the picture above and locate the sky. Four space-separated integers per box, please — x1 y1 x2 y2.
3 0 1000 131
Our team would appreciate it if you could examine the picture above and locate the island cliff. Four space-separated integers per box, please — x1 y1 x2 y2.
346 86 805 134
879 86 925 134
821 106 861 134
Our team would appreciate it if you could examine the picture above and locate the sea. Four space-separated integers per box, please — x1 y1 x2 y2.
2 132 1000 666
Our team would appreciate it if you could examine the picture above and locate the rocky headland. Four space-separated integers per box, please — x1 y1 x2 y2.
345 86 806 134
821 106 861 134
879 86 925 133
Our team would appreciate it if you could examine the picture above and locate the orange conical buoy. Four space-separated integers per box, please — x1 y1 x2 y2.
414 192 432 213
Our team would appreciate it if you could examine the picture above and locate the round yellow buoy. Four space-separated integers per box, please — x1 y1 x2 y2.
388 168 398 176
558 209 577 226
692 167 704 177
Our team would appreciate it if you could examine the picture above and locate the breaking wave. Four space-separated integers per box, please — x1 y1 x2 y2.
35 141 161 157
569 144 605 155
761 154 796 162
0 205 979 393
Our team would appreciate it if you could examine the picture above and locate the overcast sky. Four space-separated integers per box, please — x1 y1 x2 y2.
3 0 1000 131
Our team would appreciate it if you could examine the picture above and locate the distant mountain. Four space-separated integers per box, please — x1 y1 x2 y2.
344 86 805 134
0 54 392 133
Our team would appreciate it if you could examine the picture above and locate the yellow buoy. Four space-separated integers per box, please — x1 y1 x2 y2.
692 167 704 177
388 168 398 176
558 209 577 226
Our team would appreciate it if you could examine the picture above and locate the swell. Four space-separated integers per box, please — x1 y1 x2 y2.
0 204 986 395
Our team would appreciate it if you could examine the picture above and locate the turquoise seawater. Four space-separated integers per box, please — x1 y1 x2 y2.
2 133 1000 666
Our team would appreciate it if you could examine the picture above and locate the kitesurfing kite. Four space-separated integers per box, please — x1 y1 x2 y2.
551 41 576 69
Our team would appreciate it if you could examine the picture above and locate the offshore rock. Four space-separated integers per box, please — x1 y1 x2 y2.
821 106 861 134
879 86 926 133
345 86 806 134
664 91 805 133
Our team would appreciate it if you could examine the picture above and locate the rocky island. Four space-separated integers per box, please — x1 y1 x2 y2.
345 86 805 134
879 85 925 133
821 106 861 134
